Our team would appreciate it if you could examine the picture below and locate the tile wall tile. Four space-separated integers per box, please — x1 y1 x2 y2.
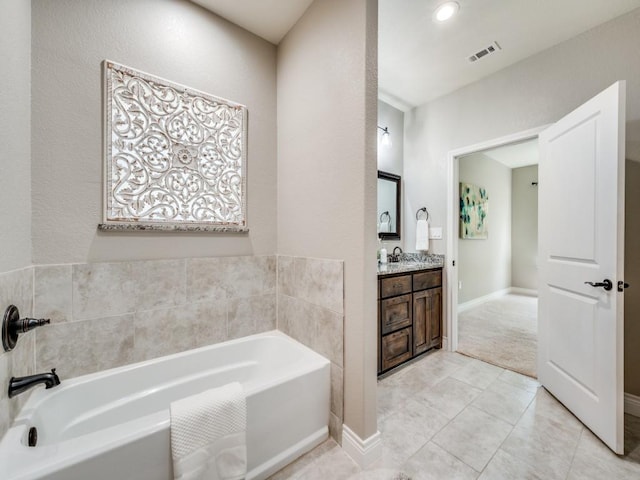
330 363 344 420
34 265 72 322
72 262 137 320
36 314 135 379
134 259 186 312
277 255 295 297
293 257 344 313
187 255 276 302
228 294 276 340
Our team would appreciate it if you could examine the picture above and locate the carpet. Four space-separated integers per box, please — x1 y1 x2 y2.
457 294 537 378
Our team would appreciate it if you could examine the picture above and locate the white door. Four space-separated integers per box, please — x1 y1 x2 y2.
538 81 626 454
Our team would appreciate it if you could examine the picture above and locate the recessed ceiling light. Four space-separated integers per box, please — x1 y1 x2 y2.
433 1 459 22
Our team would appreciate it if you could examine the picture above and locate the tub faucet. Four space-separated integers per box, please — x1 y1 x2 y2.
8 368 60 398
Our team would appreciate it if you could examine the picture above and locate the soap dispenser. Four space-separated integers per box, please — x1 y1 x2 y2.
380 243 388 264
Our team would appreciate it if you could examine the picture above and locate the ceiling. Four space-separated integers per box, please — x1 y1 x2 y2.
191 0 314 44
379 0 640 110
476 139 539 169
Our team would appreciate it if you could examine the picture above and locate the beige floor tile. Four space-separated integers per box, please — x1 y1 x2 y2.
478 449 546 480
377 398 449 468
291 441 360 480
471 378 536 424
378 382 417 421
267 439 337 480
450 358 505 389
567 427 640 480
433 406 513 472
402 441 479 480
415 377 483 419
496 369 540 393
348 468 411 480
499 392 583 480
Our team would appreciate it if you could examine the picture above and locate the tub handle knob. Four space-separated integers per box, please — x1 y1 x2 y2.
2 305 51 352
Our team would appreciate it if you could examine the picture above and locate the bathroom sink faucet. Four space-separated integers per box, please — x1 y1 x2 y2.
390 247 403 263
8 369 60 398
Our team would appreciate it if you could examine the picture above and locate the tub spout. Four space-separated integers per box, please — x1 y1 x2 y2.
8 368 60 398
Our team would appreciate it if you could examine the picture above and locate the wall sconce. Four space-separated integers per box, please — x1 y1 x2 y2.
378 126 392 148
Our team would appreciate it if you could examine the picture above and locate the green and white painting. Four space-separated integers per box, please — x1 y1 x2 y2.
460 182 488 239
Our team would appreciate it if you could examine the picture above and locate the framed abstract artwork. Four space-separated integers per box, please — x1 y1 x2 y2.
459 182 488 239
99 60 248 232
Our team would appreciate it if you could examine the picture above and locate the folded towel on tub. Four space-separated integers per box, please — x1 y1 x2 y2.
170 382 247 480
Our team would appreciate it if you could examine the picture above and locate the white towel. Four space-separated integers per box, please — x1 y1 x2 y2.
170 382 247 480
379 220 390 233
416 219 429 251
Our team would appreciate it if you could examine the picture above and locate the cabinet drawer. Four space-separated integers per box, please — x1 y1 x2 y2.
413 270 442 291
380 293 412 335
381 327 413 371
380 275 412 298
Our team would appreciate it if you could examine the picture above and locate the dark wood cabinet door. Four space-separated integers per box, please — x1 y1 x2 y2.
381 327 413 371
380 293 412 335
427 287 442 349
413 287 443 354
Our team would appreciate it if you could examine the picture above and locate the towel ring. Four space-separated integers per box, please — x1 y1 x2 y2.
416 207 429 221
379 211 391 223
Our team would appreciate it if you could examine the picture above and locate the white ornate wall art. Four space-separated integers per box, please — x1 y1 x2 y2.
99 61 248 232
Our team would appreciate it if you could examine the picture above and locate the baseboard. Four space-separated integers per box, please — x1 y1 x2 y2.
341 424 382 468
510 287 538 297
625 392 640 418
458 287 539 312
458 288 511 313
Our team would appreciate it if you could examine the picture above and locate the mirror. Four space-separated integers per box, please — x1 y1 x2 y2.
377 171 401 240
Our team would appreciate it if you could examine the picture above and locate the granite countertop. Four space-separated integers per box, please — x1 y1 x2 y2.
377 253 445 277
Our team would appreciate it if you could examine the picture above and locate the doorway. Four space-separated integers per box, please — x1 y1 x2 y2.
445 126 547 358
456 140 539 377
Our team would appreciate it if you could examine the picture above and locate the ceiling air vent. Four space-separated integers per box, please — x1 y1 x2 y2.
468 41 501 63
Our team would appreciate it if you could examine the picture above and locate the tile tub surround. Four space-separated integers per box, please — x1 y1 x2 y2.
1 255 343 445
33 255 277 379
277 255 345 443
0 267 36 440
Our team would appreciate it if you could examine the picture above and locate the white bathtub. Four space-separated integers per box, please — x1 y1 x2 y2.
0 331 330 480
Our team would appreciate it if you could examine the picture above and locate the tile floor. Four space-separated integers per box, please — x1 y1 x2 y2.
268 350 640 479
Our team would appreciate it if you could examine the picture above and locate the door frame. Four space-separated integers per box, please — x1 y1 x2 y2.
445 125 550 352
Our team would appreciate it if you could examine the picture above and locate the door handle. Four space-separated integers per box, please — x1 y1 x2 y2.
618 281 630 292
585 279 613 291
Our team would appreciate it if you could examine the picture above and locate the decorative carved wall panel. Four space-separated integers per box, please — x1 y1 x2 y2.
100 61 248 232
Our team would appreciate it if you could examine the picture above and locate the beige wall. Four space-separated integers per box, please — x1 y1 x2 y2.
458 154 512 304
625 159 640 396
0 0 31 271
511 165 539 291
31 0 277 264
277 0 378 441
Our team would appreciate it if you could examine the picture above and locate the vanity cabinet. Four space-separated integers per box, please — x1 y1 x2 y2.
378 267 442 374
